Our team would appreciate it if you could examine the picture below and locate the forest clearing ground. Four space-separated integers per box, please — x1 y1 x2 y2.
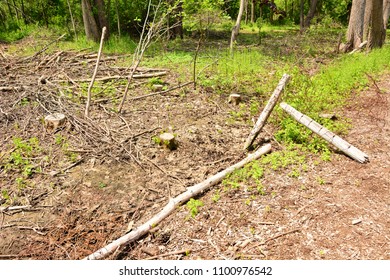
0 36 389 260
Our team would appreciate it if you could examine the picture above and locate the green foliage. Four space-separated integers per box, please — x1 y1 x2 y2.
212 190 221 202
223 161 265 194
186 198 204 218
261 148 305 171
4 137 42 178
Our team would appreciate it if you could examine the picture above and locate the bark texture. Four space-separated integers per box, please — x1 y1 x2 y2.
344 0 366 52
81 0 100 42
368 0 386 50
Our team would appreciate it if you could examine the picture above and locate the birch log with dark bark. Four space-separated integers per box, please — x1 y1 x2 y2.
84 143 272 260
244 74 290 150
280 102 369 163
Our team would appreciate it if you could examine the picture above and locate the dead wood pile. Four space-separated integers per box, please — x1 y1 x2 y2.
0 49 169 169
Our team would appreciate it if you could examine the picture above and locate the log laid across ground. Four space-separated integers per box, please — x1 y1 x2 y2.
84 143 272 260
280 102 369 163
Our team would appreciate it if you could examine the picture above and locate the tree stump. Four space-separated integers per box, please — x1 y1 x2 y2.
159 133 177 150
44 113 66 131
152 84 163 92
228 94 241 105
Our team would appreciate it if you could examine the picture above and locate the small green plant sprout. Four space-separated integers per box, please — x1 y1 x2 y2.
98 182 107 189
316 176 326 185
288 169 300 178
212 190 221 203
186 198 204 218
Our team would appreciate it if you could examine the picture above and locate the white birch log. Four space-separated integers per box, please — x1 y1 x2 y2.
280 102 369 163
84 143 272 260
244 74 290 150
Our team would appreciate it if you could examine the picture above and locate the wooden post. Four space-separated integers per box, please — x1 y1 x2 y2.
244 74 290 150
280 102 369 163
84 144 272 260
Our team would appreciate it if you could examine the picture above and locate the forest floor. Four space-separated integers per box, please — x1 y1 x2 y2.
0 35 389 260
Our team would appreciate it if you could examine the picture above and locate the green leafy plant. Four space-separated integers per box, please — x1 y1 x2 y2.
212 190 221 203
5 137 42 178
186 198 204 218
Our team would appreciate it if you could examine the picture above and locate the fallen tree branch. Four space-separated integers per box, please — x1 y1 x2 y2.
84 143 272 260
30 33 66 59
244 74 290 150
133 71 167 79
130 81 193 101
280 102 369 163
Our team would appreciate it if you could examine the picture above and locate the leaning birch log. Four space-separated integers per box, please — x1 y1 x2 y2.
244 73 290 150
85 26 106 117
280 102 369 163
84 143 272 260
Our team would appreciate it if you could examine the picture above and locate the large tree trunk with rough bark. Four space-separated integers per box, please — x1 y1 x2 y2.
95 0 110 40
344 0 386 52
367 0 386 49
81 0 100 42
344 0 366 52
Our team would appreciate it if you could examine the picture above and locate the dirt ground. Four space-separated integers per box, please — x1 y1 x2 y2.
0 38 389 260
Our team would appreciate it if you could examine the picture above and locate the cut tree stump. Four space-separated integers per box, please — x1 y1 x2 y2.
44 113 66 131
244 73 291 150
83 143 272 260
228 94 241 105
152 84 163 92
159 133 177 150
280 102 369 163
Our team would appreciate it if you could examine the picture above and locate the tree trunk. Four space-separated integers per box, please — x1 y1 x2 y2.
251 0 255 23
299 0 304 33
303 0 318 28
115 0 121 37
81 0 100 42
6 0 13 18
383 0 390 29
367 0 385 50
344 0 366 52
230 0 246 52
67 0 77 38
94 0 110 40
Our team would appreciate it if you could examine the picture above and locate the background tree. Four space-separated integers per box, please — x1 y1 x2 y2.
343 0 386 52
383 0 390 28
344 0 366 52
367 0 385 49
81 0 109 42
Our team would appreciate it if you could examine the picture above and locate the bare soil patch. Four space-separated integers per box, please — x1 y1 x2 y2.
0 40 389 260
